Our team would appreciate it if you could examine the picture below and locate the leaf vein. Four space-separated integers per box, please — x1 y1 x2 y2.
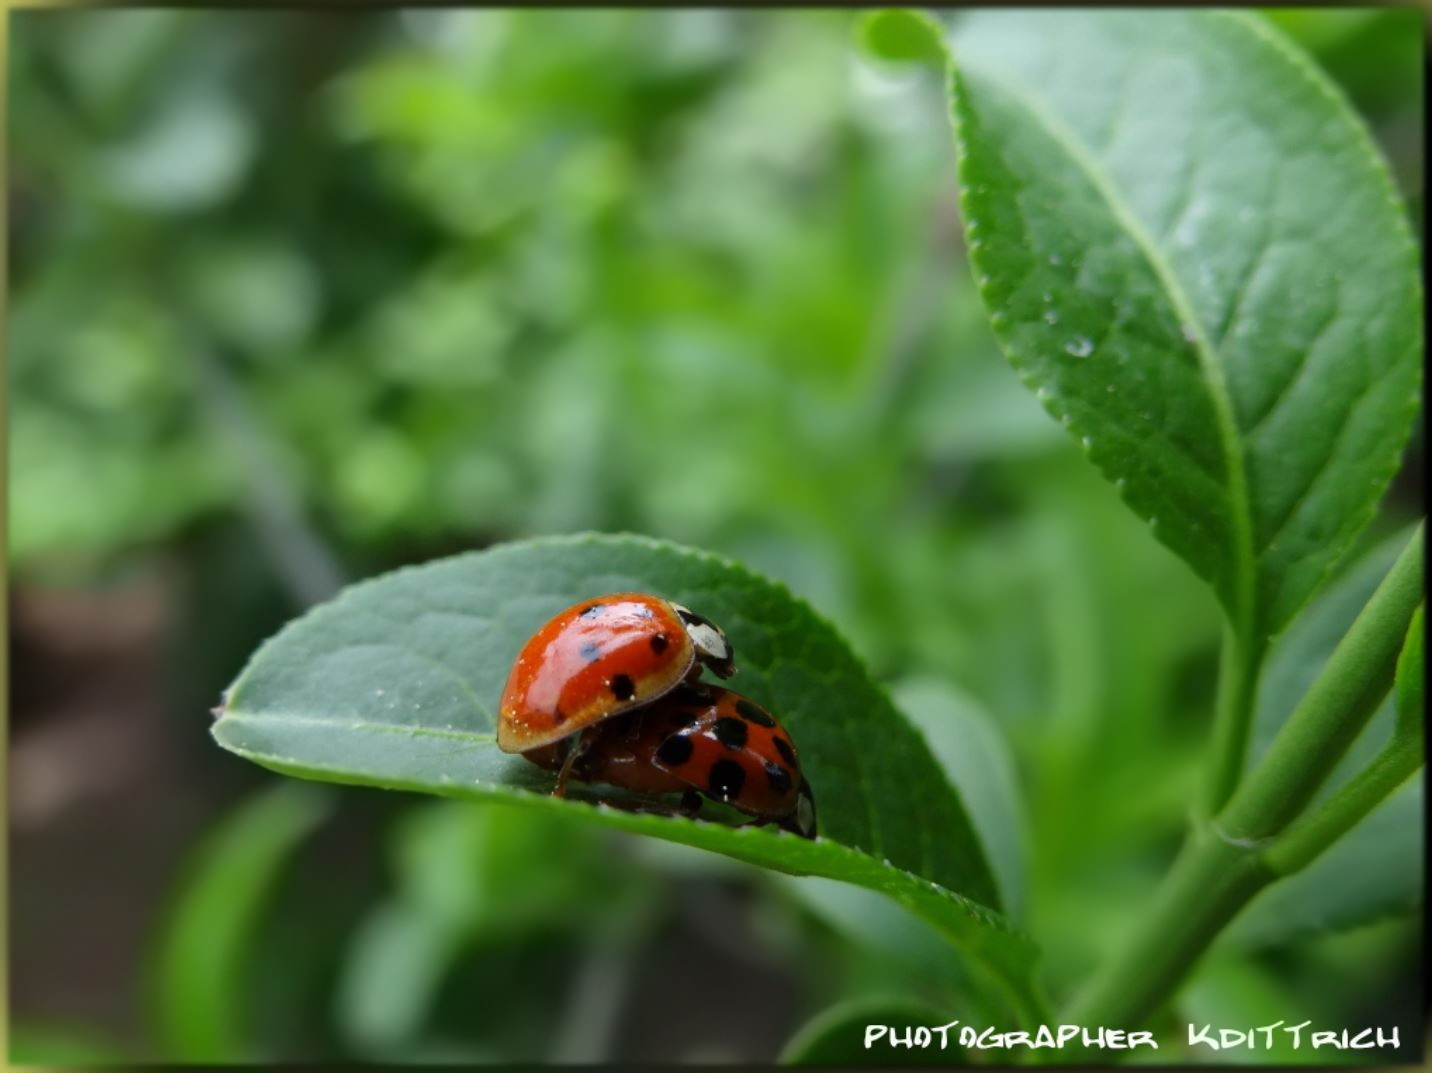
962 60 1256 633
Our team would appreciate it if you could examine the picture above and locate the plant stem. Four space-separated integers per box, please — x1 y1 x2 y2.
1203 624 1267 815
1060 828 1271 1037
1263 734 1422 877
1061 522 1424 1042
1219 522 1424 840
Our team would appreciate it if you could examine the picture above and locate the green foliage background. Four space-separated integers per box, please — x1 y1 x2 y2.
9 8 1423 1064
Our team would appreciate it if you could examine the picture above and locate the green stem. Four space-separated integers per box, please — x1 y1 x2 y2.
1219 522 1424 841
1203 624 1268 815
1061 829 1271 1037
1062 522 1424 1041
1263 733 1422 877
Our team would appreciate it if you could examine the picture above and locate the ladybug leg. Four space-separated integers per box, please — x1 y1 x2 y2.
679 788 703 817
552 727 598 798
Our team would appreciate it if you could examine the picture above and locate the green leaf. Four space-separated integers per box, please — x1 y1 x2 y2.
856 9 947 69
949 11 1422 639
212 533 1040 1020
1394 603 1423 741
891 676 1027 920
780 996 964 1065
146 782 332 1061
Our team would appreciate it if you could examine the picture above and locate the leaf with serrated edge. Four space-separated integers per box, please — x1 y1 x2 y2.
212 533 1039 1019
950 10 1421 639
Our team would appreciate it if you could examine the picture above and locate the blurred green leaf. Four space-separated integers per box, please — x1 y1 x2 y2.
183 236 322 354
147 782 333 1061
1179 957 1313 1062
857 9 947 68
99 92 254 211
780 996 963 1065
212 534 1042 1019
337 801 646 1052
891 676 1026 920
950 10 1422 639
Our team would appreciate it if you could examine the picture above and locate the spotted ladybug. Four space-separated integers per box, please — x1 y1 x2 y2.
497 593 734 755
522 684 817 839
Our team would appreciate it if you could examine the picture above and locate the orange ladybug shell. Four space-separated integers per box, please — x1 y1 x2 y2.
544 685 816 838
498 594 697 752
647 686 811 827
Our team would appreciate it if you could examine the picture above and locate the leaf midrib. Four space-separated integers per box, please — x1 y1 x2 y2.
218 710 498 744
959 56 1257 639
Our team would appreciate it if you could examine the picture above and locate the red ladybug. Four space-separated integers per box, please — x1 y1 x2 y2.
498 593 734 757
521 684 818 839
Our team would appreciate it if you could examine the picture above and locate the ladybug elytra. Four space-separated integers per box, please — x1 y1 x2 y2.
497 592 733 753
522 684 817 839
497 594 816 838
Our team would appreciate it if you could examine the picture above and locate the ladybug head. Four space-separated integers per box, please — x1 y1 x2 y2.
671 603 735 679
779 779 818 840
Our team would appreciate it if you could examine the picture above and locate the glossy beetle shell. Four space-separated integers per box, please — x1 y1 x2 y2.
522 684 817 838
498 593 703 752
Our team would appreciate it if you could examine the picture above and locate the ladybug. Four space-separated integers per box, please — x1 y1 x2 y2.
521 684 818 839
497 593 734 759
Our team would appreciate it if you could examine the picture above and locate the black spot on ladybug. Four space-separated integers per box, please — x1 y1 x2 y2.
579 603 605 619
649 633 669 654
765 761 792 794
713 716 748 750
734 699 775 727
708 759 746 801
609 674 636 701
656 733 694 767
578 641 601 662
773 736 797 768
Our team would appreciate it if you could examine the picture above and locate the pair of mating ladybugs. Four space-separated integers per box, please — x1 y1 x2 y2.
497 594 817 839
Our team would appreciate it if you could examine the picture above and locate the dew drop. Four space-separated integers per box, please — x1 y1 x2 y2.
1064 338 1094 358
1081 436 1093 450
1043 309 1059 325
